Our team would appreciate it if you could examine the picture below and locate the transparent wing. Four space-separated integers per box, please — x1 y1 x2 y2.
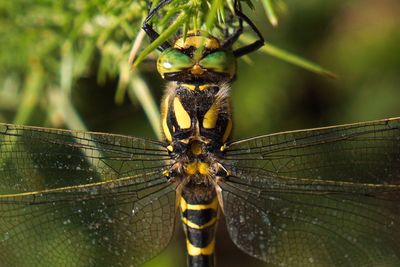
0 123 177 266
221 117 400 266
0 123 171 192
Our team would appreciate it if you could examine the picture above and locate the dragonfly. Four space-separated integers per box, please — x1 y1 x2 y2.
1 2 400 267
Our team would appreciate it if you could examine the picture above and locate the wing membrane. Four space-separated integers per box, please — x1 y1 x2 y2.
221 117 400 266
0 123 171 192
0 123 177 266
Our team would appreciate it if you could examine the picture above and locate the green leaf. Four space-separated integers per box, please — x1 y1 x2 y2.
261 0 278 26
133 11 189 68
241 34 336 78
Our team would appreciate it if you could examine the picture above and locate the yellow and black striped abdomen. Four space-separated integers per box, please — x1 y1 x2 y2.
180 187 219 267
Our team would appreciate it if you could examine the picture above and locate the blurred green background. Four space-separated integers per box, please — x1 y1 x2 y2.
1 0 399 266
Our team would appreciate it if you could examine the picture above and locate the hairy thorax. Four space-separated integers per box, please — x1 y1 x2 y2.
161 82 232 192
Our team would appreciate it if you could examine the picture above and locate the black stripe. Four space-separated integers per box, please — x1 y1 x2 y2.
181 189 216 204
185 227 215 248
182 208 216 226
188 255 214 267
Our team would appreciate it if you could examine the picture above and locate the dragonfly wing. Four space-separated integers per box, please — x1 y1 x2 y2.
220 117 400 266
0 179 177 266
0 123 171 192
0 123 177 266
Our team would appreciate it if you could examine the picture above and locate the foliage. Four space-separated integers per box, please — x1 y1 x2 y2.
0 0 333 140
1 1 400 266
0 0 152 132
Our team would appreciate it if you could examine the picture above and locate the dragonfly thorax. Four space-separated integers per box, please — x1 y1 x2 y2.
161 82 233 151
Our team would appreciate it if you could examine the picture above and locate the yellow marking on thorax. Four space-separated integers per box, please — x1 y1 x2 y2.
198 85 209 91
186 162 198 175
220 144 227 151
161 95 172 142
174 36 221 50
162 169 169 177
198 162 209 175
185 162 210 176
190 142 203 155
173 97 191 129
181 216 217 229
180 197 218 212
186 239 216 256
181 84 196 90
203 101 219 129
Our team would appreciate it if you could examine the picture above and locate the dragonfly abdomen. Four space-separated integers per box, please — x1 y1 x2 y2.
180 186 219 267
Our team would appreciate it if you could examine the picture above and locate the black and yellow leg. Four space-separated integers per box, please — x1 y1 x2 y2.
180 195 219 267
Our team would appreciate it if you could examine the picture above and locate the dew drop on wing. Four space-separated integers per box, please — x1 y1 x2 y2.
239 215 245 224
2 232 10 241
247 232 255 241
260 212 271 226
90 188 98 195
268 247 276 254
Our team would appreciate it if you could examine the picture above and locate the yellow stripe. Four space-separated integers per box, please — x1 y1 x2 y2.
184 162 210 176
181 216 217 229
185 162 198 175
0 169 165 199
180 197 218 212
173 97 191 129
161 95 172 142
198 85 209 91
181 84 196 90
186 239 215 256
198 162 210 175
174 35 221 50
203 102 219 129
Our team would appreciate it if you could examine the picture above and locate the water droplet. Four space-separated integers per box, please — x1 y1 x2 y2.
2 232 10 241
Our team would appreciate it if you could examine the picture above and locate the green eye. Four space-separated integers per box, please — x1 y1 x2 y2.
157 48 194 77
199 50 236 77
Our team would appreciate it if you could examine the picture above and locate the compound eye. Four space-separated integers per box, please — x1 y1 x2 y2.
157 48 194 77
198 50 236 78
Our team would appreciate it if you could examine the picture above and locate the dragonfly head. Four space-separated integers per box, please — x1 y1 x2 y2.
157 32 237 83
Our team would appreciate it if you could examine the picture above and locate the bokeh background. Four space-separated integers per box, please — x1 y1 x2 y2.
1 0 400 266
